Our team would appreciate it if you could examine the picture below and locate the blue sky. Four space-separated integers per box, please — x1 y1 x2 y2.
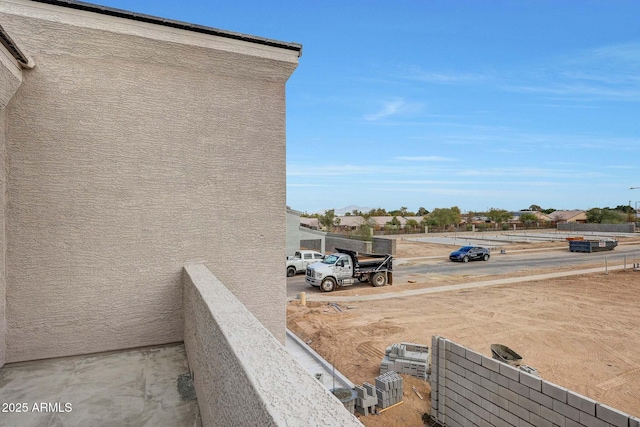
91 1 640 214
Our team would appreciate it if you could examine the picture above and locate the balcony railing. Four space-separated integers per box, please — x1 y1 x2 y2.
182 264 362 427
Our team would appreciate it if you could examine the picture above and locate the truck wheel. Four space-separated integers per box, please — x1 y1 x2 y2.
483 254 490 261
371 272 387 287
286 267 296 277
320 278 336 292
462 256 469 263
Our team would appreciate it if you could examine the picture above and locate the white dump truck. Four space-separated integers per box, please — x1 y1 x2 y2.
305 248 393 292
286 250 325 277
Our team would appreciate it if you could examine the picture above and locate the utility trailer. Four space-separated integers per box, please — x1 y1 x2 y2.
305 248 393 292
568 239 618 253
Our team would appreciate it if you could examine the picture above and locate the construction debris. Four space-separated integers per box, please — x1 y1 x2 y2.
329 303 343 312
380 342 429 380
412 386 424 400
378 400 404 413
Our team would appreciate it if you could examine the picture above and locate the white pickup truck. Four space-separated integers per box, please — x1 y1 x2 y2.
305 248 393 292
286 250 325 277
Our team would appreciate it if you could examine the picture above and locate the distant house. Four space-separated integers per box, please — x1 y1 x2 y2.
335 215 366 230
548 210 587 223
509 211 553 224
300 217 320 229
369 216 407 229
403 216 425 225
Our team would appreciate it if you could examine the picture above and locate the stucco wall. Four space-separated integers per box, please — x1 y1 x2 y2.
0 41 22 367
1 1 298 362
183 264 362 427
286 208 301 257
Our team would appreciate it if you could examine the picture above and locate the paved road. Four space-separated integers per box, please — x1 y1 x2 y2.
399 244 640 277
287 244 640 299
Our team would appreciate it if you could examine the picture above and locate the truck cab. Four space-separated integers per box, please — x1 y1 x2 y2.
306 248 392 292
286 250 325 277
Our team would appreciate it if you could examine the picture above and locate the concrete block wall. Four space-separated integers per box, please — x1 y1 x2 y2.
380 342 429 380
325 235 372 254
558 223 635 233
372 237 396 255
300 227 326 254
430 336 640 427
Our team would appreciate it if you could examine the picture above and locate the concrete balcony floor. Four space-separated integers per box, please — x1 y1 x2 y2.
0 343 200 427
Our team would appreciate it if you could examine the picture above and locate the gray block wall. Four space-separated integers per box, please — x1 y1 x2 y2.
430 336 640 427
372 237 396 255
325 235 372 254
300 227 326 254
558 223 635 233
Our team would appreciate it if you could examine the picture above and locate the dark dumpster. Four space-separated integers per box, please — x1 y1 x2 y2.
569 239 618 253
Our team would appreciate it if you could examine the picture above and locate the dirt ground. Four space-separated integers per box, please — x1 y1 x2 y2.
287 235 640 426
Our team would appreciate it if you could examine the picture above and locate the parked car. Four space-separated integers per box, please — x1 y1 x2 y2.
449 246 490 262
286 250 325 277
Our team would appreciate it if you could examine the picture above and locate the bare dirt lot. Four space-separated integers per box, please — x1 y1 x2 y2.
287 236 640 426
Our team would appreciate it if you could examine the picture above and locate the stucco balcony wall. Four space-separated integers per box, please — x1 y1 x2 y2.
182 264 362 427
0 0 300 364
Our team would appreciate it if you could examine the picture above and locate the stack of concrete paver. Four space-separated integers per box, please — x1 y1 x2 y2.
354 371 404 415
354 383 378 416
375 371 403 409
380 342 429 380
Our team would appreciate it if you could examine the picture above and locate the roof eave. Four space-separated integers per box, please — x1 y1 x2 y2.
29 0 303 57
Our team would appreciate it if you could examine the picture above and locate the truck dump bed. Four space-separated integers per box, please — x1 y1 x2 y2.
336 248 392 272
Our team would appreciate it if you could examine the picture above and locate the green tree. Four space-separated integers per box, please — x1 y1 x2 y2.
318 209 340 231
585 208 626 224
405 219 419 230
487 208 512 225
529 204 542 211
519 212 538 228
417 207 429 216
357 223 373 241
427 207 461 229
542 208 556 214
368 207 387 216
385 216 401 230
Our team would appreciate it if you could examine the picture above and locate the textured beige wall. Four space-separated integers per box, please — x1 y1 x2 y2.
0 108 5 368
183 264 363 427
0 42 22 367
1 1 298 362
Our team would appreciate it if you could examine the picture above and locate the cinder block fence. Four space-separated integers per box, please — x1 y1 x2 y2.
430 336 640 427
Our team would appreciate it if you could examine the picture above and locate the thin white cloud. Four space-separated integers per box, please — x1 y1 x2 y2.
503 42 640 101
394 156 456 162
456 167 607 179
364 99 405 121
363 98 424 121
400 66 487 84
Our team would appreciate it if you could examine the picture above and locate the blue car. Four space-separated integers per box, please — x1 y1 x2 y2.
449 246 490 262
